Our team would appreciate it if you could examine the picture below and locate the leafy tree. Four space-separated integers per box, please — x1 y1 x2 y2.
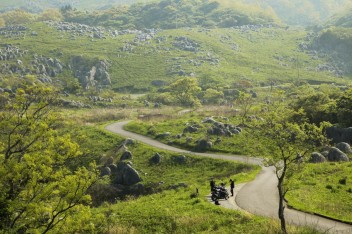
336 88 352 127
251 103 329 233
0 9 36 25
0 85 97 233
235 91 254 124
169 77 201 107
38 8 64 22
291 91 336 124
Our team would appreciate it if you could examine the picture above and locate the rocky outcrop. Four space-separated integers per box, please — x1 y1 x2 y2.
111 161 142 186
70 56 111 89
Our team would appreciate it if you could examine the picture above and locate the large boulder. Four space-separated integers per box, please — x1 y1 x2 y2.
336 142 352 154
112 161 142 186
309 152 326 163
150 153 162 164
195 139 212 152
327 147 349 162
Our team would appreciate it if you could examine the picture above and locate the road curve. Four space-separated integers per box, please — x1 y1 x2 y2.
106 121 352 233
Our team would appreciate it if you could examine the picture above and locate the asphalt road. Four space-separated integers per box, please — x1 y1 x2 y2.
106 121 352 233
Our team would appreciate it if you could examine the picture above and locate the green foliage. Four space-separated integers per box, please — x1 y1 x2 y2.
336 88 352 127
287 162 352 223
169 77 201 107
0 9 36 25
0 85 97 233
202 88 224 104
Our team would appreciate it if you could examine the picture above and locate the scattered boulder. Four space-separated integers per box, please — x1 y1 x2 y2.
309 152 326 163
336 142 352 154
196 139 212 152
150 153 162 164
327 147 349 162
120 151 133 161
172 155 187 164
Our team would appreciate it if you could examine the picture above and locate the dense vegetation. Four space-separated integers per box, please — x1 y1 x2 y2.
1 0 352 232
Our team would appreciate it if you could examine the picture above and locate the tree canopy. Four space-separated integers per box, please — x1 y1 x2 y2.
0 85 97 233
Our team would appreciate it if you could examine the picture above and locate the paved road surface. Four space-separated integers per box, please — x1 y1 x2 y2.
106 121 352 233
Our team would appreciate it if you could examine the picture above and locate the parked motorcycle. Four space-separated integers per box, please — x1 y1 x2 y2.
211 186 229 201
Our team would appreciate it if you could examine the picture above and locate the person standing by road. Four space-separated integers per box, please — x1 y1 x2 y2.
230 179 235 196
210 178 215 192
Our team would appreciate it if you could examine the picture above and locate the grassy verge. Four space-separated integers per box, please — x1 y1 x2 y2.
287 162 352 223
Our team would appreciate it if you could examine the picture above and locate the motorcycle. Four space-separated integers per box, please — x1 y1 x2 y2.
211 186 230 201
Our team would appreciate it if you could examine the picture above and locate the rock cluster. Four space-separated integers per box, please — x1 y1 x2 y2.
202 117 241 137
100 151 142 187
0 25 27 39
33 55 64 78
0 45 28 61
309 143 351 163
232 24 275 33
173 36 200 52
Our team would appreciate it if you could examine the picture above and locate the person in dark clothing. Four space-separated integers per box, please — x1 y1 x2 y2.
210 178 215 192
230 179 235 196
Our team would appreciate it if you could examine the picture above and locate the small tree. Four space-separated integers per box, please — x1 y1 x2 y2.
169 77 201 107
251 104 329 233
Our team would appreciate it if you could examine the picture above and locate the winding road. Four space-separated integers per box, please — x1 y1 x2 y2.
106 121 352 233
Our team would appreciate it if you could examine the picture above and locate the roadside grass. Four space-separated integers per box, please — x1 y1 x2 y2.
287 162 352 223
93 187 321 234
124 113 352 224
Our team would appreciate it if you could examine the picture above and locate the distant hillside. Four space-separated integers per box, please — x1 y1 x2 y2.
62 0 280 29
327 8 352 27
0 0 139 13
243 0 352 26
310 9 352 74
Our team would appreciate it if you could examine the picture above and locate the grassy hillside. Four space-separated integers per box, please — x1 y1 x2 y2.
1 21 349 96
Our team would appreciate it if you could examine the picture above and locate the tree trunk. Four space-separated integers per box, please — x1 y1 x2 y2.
278 175 287 234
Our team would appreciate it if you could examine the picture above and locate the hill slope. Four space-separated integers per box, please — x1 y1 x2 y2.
0 21 349 95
